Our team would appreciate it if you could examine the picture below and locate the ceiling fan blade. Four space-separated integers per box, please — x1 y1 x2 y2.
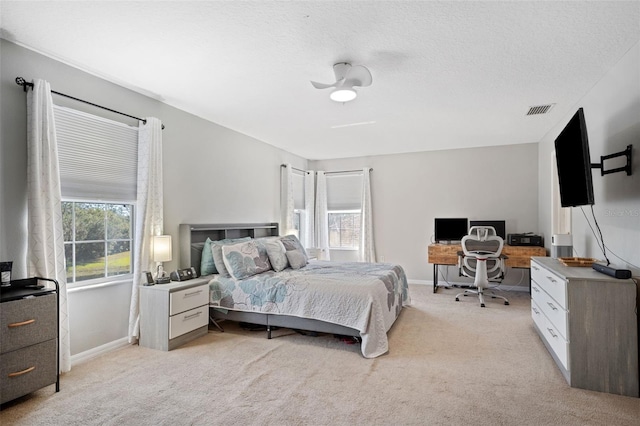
310 78 344 89
345 65 372 87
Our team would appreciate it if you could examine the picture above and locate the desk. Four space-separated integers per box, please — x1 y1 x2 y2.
428 243 546 293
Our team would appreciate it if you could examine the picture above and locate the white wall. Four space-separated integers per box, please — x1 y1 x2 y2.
311 142 540 286
0 40 306 356
5 36 635 357
538 41 640 269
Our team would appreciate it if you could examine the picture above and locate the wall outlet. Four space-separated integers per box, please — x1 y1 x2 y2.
379 255 385 262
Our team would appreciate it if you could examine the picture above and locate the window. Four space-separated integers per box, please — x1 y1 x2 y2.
62 202 133 284
328 210 361 249
293 209 302 235
54 105 139 286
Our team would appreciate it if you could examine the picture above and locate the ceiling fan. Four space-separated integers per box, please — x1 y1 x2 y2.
311 62 373 102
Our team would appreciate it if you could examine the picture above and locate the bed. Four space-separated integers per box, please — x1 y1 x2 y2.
179 223 410 358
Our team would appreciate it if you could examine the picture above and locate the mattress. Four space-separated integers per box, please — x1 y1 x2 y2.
208 260 410 358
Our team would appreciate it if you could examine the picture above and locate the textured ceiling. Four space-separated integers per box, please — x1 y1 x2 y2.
1 1 639 160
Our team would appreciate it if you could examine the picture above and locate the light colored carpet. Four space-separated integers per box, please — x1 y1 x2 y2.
1 284 638 425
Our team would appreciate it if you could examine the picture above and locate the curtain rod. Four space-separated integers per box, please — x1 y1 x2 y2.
325 168 373 175
280 164 310 174
15 77 165 130
280 164 373 175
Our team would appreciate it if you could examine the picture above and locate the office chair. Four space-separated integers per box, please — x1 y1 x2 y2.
456 226 509 307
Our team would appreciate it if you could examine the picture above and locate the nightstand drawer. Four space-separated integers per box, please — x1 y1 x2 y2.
169 284 208 315
169 306 208 339
531 261 567 309
1 293 57 354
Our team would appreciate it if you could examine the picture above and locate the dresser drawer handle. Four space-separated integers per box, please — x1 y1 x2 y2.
531 265 539 271
546 276 557 283
532 307 540 314
546 328 558 338
532 286 540 293
8 366 36 378
8 319 36 328
183 311 203 320
547 302 558 311
183 290 203 297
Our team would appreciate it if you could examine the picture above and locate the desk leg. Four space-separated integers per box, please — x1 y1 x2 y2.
433 264 438 293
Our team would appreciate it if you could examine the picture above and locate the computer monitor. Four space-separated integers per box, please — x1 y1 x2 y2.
434 218 468 243
469 220 506 240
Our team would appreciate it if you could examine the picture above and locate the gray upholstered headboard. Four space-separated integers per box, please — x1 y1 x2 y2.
178 223 279 276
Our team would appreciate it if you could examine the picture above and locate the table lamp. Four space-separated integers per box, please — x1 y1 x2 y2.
153 235 172 283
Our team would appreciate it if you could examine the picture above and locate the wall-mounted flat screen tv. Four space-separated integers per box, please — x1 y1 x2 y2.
469 220 506 240
434 218 468 243
554 108 595 207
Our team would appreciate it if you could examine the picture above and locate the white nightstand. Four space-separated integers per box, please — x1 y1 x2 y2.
140 277 210 351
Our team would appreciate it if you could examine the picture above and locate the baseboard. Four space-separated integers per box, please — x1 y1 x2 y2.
71 337 130 367
409 279 529 293
489 284 529 293
407 279 431 286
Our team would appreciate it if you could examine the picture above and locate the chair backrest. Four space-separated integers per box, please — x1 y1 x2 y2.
461 226 504 258
460 226 505 280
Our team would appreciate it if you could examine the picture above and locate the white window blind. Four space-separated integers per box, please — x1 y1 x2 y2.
54 105 138 202
326 174 363 210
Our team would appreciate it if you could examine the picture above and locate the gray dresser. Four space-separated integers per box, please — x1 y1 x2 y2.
530 257 639 397
1 278 59 405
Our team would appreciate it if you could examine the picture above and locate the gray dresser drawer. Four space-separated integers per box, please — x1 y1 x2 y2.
1 293 57 354
0 339 58 404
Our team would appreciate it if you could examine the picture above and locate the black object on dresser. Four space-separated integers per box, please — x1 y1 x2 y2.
1 277 60 405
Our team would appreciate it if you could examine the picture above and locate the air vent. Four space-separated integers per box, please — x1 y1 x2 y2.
527 104 555 115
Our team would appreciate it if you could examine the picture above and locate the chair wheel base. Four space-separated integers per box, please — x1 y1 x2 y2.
480 303 485 308
504 301 509 305
455 297 460 301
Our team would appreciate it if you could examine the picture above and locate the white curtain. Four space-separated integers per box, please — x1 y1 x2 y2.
360 168 376 262
280 164 294 234
128 117 164 343
26 79 71 373
315 171 330 260
303 171 315 248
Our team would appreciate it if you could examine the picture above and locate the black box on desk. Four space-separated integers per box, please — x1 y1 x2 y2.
507 234 544 246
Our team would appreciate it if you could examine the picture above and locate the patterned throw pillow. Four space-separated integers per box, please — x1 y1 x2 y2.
212 237 251 277
286 249 308 270
279 235 308 260
265 239 289 272
222 240 272 280
200 238 218 276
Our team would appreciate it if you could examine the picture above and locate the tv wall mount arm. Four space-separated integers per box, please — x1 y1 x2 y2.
591 144 633 176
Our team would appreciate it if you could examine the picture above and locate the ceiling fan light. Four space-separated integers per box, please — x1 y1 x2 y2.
330 87 357 102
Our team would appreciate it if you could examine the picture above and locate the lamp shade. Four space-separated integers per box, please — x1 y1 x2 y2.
330 87 357 102
153 235 172 262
